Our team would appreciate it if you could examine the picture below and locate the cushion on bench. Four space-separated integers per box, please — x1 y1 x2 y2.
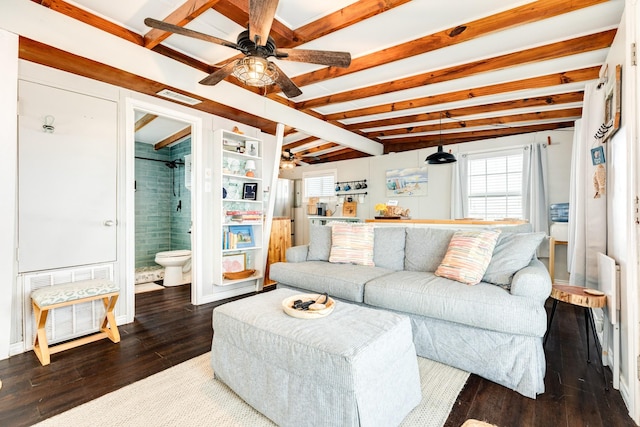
31 279 119 307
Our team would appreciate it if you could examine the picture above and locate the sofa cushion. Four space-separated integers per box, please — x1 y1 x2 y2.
404 228 456 272
373 227 406 270
329 223 375 266
435 229 501 285
483 232 546 287
364 271 547 337
269 261 393 303
307 225 332 261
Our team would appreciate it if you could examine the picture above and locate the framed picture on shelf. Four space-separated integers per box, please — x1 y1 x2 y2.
246 140 259 157
242 182 258 200
222 253 246 273
229 225 254 248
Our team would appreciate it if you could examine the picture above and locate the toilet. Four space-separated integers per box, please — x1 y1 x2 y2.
154 250 192 287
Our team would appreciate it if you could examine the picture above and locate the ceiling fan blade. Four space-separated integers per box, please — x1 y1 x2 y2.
270 62 303 98
249 0 279 46
199 61 237 85
144 18 242 52
275 48 351 68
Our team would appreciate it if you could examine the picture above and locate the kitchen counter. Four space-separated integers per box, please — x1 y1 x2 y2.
365 218 527 225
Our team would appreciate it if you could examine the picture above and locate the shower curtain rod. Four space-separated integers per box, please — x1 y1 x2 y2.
135 156 185 165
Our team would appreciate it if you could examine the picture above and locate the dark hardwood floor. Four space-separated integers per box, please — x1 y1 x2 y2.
0 284 636 427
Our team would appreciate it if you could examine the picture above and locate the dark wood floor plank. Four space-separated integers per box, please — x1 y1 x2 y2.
0 285 636 427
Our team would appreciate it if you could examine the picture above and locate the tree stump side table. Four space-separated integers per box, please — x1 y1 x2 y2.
544 283 608 390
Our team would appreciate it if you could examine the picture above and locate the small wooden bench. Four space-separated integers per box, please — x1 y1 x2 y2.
31 279 121 366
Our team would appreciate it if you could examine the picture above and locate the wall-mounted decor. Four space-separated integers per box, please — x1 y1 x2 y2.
599 64 622 143
385 167 428 196
591 146 605 166
242 182 258 200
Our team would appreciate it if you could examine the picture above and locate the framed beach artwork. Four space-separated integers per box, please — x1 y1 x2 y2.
229 225 255 248
385 167 428 196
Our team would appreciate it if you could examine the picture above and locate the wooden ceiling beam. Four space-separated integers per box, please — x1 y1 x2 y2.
297 30 615 110
135 114 158 132
382 122 575 152
289 0 410 45
143 0 223 49
296 143 340 156
370 108 582 137
283 136 319 150
351 92 584 131
31 0 143 44
32 0 217 73
154 126 192 150
212 0 293 47
311 148 367 163
329 67 597 122
279 0 608 91
150 44 217 74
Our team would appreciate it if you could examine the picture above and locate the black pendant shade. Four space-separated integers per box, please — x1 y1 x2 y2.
425 145 457 164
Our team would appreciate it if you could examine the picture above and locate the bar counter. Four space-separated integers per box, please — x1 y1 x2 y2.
365 218 528 225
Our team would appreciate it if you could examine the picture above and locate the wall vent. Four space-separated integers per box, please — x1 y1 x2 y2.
156 89 202 105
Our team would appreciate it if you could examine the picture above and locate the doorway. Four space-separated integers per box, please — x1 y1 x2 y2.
125 98 202 320
133 110 192 291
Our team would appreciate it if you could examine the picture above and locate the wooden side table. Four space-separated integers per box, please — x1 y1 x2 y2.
544 283 608 390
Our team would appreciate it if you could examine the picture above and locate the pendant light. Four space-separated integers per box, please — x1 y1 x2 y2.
425 112 456 164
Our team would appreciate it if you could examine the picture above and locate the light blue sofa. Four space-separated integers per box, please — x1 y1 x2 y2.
269 224 551 399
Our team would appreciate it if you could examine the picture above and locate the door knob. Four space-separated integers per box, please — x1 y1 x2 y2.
103 220 115 227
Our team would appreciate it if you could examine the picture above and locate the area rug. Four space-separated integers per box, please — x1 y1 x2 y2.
134 282 165 294
35 353 469 427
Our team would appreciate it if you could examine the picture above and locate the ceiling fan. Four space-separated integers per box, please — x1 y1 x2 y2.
144 0 352 98
280 148 305 169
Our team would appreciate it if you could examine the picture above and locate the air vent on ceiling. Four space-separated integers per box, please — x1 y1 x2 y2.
156 89 202 105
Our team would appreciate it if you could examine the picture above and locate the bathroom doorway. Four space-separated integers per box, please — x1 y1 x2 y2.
125 98 203 319
133 110 192 292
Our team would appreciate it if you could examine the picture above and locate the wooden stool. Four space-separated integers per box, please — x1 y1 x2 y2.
544 283 608 390
31 279 120 366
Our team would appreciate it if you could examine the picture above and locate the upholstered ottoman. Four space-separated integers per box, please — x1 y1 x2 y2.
211 288 421 427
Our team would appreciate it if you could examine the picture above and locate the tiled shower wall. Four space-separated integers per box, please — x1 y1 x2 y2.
135 139 192 268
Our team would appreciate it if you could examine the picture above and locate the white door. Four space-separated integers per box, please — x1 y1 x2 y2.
18 81 117 273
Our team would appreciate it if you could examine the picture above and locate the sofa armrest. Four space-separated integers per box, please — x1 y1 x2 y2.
285 245 309 263
510 258 552 303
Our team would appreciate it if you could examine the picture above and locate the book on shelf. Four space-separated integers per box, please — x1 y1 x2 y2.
225 210 263 223
222 229 255 249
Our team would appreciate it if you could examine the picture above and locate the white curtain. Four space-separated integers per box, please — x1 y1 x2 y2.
522 143 549 234
568 82 607 287
451 154 468 219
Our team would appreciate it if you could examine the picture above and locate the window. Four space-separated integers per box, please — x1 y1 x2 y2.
467 149 523 220
303 170 336 199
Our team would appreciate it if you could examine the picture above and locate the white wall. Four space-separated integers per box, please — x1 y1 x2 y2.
0 29 18 360
280 129 574 259
600 3 639 419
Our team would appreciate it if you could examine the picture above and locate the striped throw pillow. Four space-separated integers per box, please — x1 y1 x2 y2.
435 229 501 285
329 223 375 266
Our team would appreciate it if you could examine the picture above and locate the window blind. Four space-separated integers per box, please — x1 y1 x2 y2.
467 150 523 220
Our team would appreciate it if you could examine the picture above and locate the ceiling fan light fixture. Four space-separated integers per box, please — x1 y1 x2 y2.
233 56 278 87
280 159 296 169
425 145 457 164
